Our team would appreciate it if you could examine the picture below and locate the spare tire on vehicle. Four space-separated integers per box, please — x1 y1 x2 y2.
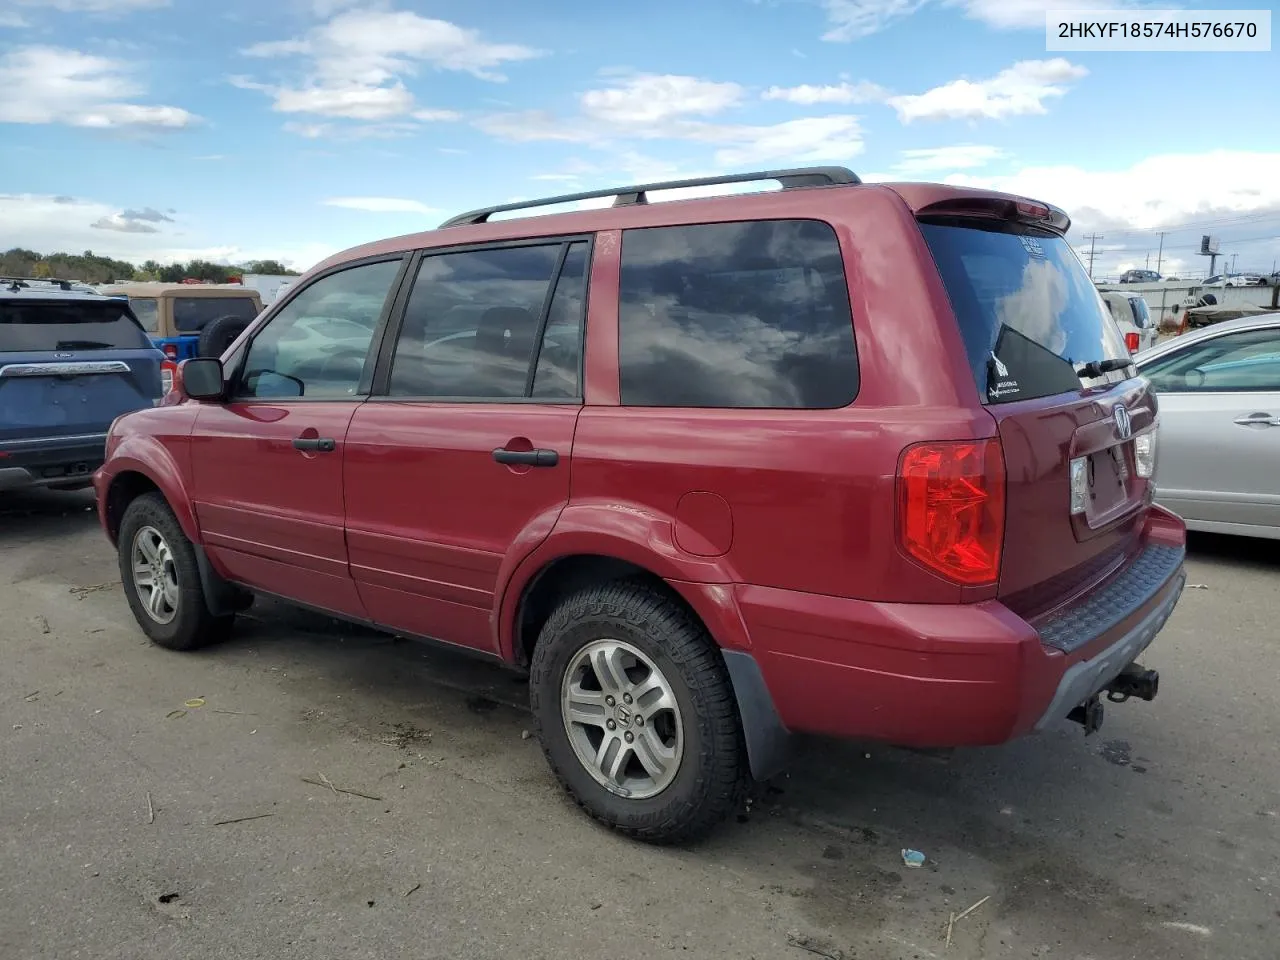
197 315 250 358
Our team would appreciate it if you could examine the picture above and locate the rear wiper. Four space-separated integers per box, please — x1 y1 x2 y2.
1076 358 1133 379
55 340 114 350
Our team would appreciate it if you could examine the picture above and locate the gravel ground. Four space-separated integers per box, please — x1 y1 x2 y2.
1 487 1276 960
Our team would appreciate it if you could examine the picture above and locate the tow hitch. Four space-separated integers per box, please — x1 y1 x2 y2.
1104 663 1159 703
1068 696 1105 735
1067 663 1160 736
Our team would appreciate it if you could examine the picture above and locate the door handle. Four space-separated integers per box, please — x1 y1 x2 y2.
492 447 559 467
1232 413 1280 427
293 437 337 452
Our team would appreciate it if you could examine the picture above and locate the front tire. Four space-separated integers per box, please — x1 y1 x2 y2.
529 581 746 844
117 492 234 651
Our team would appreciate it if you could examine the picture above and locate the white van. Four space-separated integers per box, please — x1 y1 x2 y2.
1101 291 1159 353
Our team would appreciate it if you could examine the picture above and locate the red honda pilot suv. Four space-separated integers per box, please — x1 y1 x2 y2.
95 168 1187 843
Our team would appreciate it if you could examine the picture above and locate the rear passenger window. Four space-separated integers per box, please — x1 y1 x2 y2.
389 241 587 400
617 220 858 408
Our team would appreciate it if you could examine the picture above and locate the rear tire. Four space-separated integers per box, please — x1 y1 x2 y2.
117 492 234 651
529 581 746 844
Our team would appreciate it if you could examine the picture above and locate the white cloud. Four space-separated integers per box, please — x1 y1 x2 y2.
819 0 1140 39
0 11 29 26
91 215 160 234
820 0 929 40
762 81 887 104
0 193 337 271
236 7 539 131
283 120 331 139
952 0 1132 29
582 75 743 124
891 144 1007 173
944 151 1280 230
888 58 1087 123
323 197 437 214
0 46 196 130
938 150 1280 275
478 73 865 169
707 116 864 167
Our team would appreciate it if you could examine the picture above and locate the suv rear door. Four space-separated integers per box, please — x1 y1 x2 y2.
919 218 1163 622
0 294 161 450
343 239 589 653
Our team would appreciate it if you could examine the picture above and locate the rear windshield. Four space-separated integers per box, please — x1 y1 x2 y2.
920 220 1129 404
0 298 151 352
173 296 259 333
1129 297 1152 329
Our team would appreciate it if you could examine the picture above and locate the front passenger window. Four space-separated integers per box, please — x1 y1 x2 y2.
238 259 401 399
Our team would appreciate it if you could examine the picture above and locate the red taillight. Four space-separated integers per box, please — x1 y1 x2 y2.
163 343 178 359
160 359 176 396
897 439 1006 586
1125 332 1140 353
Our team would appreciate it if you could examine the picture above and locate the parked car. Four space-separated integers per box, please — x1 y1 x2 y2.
1100 290 1159 353
94 168 1187 842
1 278 164 492
1119 269 1161 284
97 283 263 390
1201 275 1263 288
1136 313 1280 539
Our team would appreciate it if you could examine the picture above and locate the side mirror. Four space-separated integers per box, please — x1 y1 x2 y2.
179 357 225 401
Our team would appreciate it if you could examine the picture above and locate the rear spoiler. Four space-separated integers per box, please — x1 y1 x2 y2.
914 196 1071 234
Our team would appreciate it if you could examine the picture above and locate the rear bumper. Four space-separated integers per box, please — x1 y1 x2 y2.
0 435 107 491
737 507 1187 748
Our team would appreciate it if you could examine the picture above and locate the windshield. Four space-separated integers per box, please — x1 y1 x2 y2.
0 298 152 352
920 220 1130 404
173 296 259 333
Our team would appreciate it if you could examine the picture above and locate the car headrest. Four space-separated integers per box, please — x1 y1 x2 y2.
476 305 535 356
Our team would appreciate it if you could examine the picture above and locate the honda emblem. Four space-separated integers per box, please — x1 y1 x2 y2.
1114 404 1132 440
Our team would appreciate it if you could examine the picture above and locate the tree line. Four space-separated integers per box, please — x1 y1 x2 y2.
1 248 300 285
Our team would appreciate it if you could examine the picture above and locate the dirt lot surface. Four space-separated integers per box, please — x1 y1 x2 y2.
2 488 1276 960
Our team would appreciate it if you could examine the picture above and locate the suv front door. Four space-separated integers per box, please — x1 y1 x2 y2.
189 258 406 615
343 239 590 652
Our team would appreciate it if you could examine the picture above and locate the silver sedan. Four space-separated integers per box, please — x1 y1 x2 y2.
1136 313 1280 539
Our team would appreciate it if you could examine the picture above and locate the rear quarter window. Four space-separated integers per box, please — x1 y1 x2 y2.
173 296 260 333
0 298 151 352
128 297 159 333
617 219 859 408
920 220 1130 404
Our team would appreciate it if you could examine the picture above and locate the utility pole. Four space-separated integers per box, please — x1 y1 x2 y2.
1230 253 1238 273
1145 252 1151 269
1084 233 1104 278
1155 232 1165 275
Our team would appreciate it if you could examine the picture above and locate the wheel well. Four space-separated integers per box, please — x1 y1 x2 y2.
103 471 160 543
515 555 703 666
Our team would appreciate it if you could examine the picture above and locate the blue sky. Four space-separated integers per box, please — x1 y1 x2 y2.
1 0 1277 279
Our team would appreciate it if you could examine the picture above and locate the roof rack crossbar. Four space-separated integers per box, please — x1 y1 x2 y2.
439 166 860 228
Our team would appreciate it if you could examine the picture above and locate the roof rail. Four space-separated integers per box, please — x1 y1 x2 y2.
439 166 861 228
1 276 77 292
